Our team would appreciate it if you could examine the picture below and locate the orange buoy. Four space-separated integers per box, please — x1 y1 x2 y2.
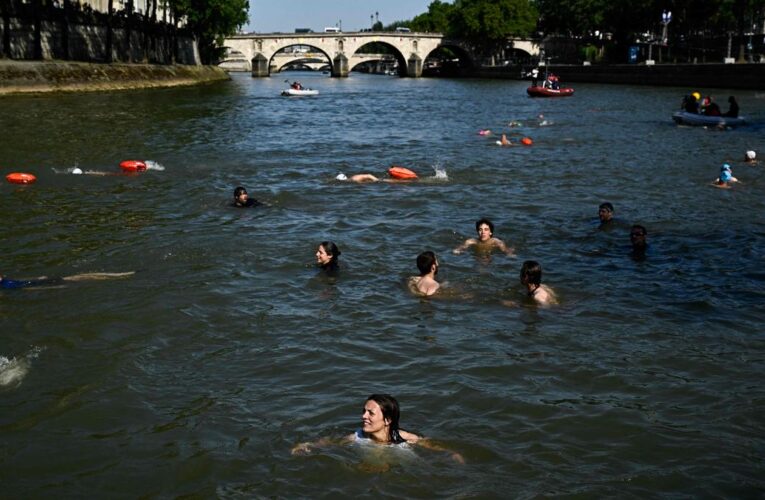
521 137 533 146
6 172 37 185
119 160 147 172
388 166 418 180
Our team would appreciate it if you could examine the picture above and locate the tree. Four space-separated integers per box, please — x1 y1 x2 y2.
450 0 538 57
409 0 455 33
172 0 249 64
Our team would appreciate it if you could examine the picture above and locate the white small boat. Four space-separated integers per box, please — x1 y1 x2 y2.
672 111 746 127
281 88 319 96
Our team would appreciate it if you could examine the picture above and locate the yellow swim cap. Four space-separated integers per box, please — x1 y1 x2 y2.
692 92 701 100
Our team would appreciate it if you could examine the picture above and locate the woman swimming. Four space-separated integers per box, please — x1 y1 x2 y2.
291 394 463 462
315 241 341 272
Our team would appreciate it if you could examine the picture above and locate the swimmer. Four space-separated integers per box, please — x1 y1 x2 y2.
1 271 134 289
232 186 261 207
496 134 511 146
315 241 341 272
408 251 440 296
508 120 522 127
291 394 464 463
712 164 739 189
598 202 614 225
745 150 757 164
336 173 381 183
478 129 492 136
519 260 557 305
537 114 550 126
453 218 515 256
630 224 648 258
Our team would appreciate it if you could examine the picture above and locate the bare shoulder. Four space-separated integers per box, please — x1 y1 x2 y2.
398 430 421 443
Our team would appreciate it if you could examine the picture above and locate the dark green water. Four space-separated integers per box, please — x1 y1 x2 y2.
2 72 765 496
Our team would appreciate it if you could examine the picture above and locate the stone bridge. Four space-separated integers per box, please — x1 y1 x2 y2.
222 32 540 78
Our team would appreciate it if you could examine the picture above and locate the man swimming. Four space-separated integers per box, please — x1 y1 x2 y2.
1 272 134 289
519 260 557 305
232 186 261 207
630 224 648 259
408 251 440 296
453 218 515 256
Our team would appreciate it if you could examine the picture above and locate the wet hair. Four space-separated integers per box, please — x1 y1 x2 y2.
233 186 247 198
520 260 542 286
599 202 614 213
319 241 341 270
631 224 647 237
475 218 494 234
416 251 437 275
366 394 406 444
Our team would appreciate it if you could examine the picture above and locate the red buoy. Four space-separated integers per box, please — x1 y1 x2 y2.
521 137 533 146
119 160 147 172
388 166 418 180
6 172 37 184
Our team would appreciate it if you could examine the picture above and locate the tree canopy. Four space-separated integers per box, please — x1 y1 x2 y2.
172 0 249 64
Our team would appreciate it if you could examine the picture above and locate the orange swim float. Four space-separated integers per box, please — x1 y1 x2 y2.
521 137 533 146
388 166 418 180
119 160 147 172
6 172 37 184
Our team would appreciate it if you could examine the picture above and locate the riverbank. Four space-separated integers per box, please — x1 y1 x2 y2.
476 62 765 90
0 61 229 96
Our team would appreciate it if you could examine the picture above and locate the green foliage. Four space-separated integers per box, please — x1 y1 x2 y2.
409 0 455 33
170 0 249 64
450 0 538 55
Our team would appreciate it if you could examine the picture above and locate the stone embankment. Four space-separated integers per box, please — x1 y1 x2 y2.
0 61 229 96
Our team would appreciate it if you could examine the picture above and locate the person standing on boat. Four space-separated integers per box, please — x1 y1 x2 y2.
529 67 539 87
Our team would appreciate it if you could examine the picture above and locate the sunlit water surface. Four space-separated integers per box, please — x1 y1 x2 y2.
1 72 764 497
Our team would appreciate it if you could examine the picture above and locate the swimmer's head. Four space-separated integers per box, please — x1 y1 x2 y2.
746 150 756 161
475 218 494 239
233 186 249 205
520 260 542 286
71 167 83 175
721 163 732 172
317 241 341 269
416 251 438 276
336 173 348 181
365 394 404 443
598 202 614 222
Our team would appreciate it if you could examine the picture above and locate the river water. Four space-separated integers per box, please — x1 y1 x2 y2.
2 72 764 497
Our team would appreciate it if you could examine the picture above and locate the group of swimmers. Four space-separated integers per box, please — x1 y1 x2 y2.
712 150 757 188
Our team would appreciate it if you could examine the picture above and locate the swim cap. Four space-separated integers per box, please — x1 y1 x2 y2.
71 167 83 175
746 150 756 160
721 163 731 172
720 171 732 183
692 92 701 100
336 173 348 181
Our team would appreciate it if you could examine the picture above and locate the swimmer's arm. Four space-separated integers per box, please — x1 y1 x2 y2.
453 239 476 255
494 238 516 256
291 435 353 455
412 436 465 464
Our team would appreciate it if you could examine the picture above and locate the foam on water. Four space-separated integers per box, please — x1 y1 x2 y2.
0 347 41 389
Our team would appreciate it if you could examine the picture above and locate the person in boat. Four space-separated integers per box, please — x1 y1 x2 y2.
315 241 341 272
291 394 464 463
291 81 303 90
744 150 757 164
453 218 515 256
683 92 700 113
713 164 738 188
519 260 557 305
1 271 134 289
630 225 649 259
232 186 261 208
703 96 722 116
408 251 440 296
547 74 560 90
723 96 739 118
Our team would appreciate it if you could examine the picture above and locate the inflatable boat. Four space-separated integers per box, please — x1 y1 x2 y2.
527 86 574 97
672 111 746 127
281 88 319 96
